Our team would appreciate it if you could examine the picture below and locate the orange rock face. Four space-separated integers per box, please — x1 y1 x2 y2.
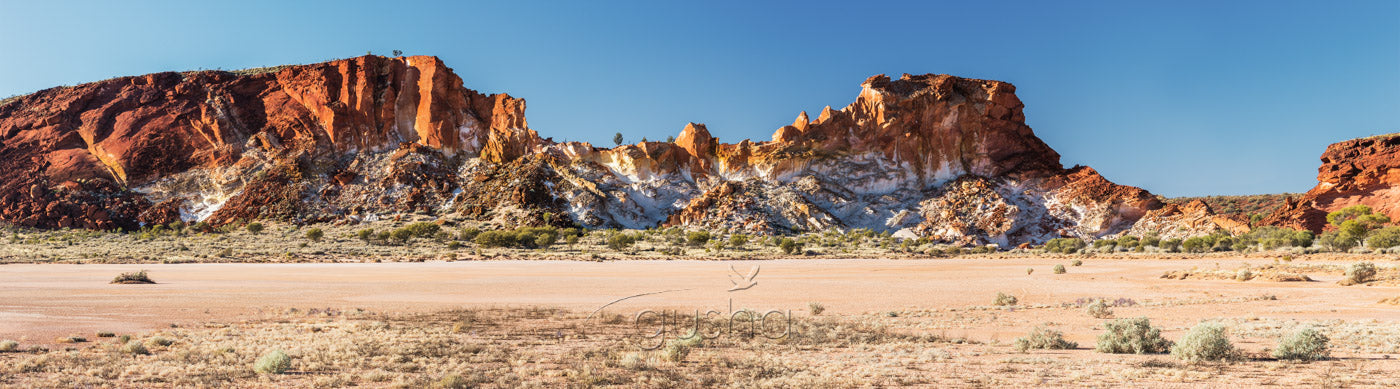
0 55 543 229
1261 133 1400 232
0 57 1187 245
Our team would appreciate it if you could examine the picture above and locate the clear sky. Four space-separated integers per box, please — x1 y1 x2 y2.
2 1 1396 197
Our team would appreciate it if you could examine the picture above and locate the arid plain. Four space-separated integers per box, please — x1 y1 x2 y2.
1 227 1397 387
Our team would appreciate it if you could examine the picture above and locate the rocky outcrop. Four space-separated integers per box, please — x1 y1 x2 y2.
1261 133 1400 232
1125 200 1250 239
0 55 542 229
1 56 1191 245
546 74 1165 244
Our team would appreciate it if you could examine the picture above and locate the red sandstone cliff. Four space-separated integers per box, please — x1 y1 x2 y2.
0 56 1189 245
1261 133 1400 232
0 55 543 229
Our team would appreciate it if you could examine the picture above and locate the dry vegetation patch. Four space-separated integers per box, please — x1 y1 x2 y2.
2 306 1395 387
1160 264 1322 282
110 270 156 284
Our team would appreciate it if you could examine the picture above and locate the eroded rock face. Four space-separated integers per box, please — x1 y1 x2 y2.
0 55 539 229
1261 133 1400 232
1125 200 1250 240
0 57 1188 245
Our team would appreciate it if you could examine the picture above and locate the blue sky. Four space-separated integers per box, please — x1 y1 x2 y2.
1 1 1396 197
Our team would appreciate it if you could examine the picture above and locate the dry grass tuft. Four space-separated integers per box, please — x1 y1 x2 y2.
110 270 155 284
254 350 292 374
994 292 1018 306
1013 325 1077 352
1172 322 1236 362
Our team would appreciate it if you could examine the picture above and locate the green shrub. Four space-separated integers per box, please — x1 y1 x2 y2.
403 222 441 238
1116 235 1140 249
1071 259 1083 266
533 233 557 248
1160 238 1183 252
1292 230 1315 248
472 227 560 249
389 228 413 244
1320 205 1389 252
729 233 749 248
357 229 374 242
1172 322 1235 362
147 336 173 347
1327 204 1390 228
434 230 456 243
1319 230 1356 251
779 238 802 255
1210 235 1235 251
1272 328 1330 361
1053 264 1067 274
1345 262 1378 284
1367 226 1400 250
607 233 637 251
459 227 481 241
1043 238 1087 254
1141 233 1162 247
1096 317 1172 354
1182 236 1212 253
254 350 292 374
1086 299 1113 319
0 340 17 352
1014 326 1078 352
475 230 514 248
246 222 264 234
304 228 324 242
1092 239 1117 250
686 231 712 247
993 292 1018 306
1239 226 1314 250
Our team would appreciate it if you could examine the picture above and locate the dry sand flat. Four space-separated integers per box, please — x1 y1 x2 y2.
2 257 1400 387
2 257 1397 345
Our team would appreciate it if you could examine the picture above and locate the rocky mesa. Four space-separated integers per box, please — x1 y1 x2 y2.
1261 133 1400 232
0 55 1238 246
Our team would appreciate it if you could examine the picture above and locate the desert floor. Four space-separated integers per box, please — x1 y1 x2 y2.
1 257 1398 387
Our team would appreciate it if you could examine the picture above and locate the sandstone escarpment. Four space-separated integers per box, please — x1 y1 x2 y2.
548 74 1166 243
1 56 1191 245
0 55 541 229
1261 133 1400 232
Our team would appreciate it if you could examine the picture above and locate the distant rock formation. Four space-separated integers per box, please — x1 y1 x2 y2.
0 55 1223 245
1261 133 1400 232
